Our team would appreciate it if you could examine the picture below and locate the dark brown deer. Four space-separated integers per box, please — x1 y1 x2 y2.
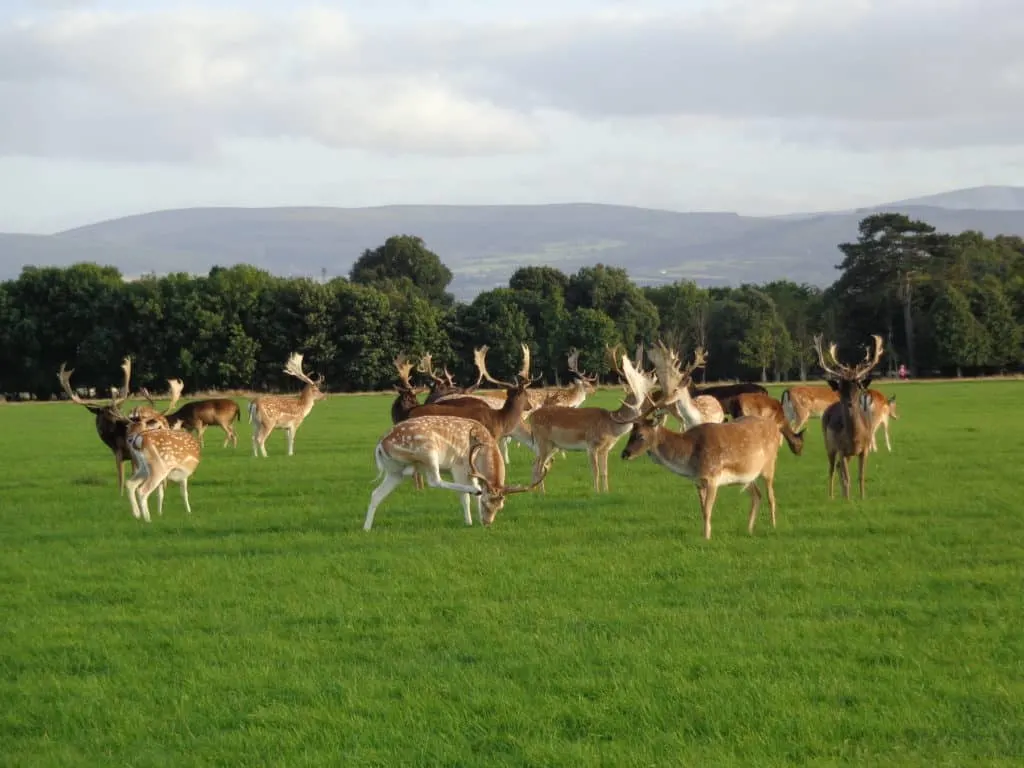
165 397 241 448
814 333 885 499
57 357 134 494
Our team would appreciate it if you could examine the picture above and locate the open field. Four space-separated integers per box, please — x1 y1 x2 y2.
2 382 1023 765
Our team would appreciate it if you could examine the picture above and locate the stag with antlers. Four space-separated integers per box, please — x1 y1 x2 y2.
813 334 886 499
249 352 326 457
364 416 547 530
644 342 725 428
528 352 656 493
131 378 185 430
57 357 136 494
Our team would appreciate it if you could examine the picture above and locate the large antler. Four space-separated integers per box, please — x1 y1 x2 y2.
394 353 416 390
854 335 885 379
567 347 598 384
416 353 444 384
467 435 549 495
115 357 132 406
604 343 626 378
813 334 883 380
57 363 87 405
283 352 319 387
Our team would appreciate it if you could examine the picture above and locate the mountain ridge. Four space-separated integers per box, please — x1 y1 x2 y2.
4 186 1024 299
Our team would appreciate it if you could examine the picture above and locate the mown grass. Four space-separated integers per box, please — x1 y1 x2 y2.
1 382 1023 766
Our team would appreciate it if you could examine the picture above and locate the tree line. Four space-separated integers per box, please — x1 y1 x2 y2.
1 213 1022 399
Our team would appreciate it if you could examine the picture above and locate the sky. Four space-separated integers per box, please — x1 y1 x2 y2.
1 0 1023 233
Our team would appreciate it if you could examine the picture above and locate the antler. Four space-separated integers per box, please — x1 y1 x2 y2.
473 345 512 388
567 347 581 376
853 334 885 379
467 434 549 495
115 357 132 406
620 354 655 408
646 340 684 398
518 343 538 385
283 352 318 387
165 379 183 413
604 343 625 377
394 353 416 389
57 363 86 405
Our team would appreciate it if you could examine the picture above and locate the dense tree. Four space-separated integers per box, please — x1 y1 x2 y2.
349 235 454 307
930 284 989 376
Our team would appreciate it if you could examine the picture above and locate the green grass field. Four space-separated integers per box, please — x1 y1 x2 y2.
2 382 1023 766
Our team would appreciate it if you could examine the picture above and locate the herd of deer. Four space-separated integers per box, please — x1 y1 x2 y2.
57 333 899 539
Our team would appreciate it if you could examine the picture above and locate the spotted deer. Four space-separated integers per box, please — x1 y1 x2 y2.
57 357 135 494
123 412 202 523
527 353 656 493
364 416 548 530
860 390 899 453
249 352 326 457
780 385 839 432
132 378 185 430
814 334 885 499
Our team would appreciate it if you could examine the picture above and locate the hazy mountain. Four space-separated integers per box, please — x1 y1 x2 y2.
3 187 1024 300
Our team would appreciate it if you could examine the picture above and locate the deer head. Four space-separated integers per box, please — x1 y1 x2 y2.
466 434 548 525
633 341 708 418
566 347 599 391
813 334 884 403
283 352 327 401
57 357 132 418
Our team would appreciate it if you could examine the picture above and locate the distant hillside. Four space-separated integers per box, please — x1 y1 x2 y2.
3 187 1024 300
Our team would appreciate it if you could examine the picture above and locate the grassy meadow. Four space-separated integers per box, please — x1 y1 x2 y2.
1 381 1023 766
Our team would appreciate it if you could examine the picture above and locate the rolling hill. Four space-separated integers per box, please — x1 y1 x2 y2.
3 187 1024 300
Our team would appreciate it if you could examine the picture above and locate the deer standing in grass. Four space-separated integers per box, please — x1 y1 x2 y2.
814 334 885 499
58 357 135 494
249 352 326 457
122 409 202 523
528 352 656 493
861 390 899 453
620 341 797 540
364 416 547 530
780 385 839 432
722 392 805 455
163 395 241 448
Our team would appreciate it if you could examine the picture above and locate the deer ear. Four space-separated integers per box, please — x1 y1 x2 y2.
826 379 840 392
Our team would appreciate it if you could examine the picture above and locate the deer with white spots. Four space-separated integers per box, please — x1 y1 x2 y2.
249 352 326 457
364 415 548 530
131 378 185 430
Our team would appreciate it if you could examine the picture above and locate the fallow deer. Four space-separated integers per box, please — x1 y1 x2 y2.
780 385 839 432
692 381 769 405
364 416 547 530
861 390 899 453
57 357 135 494
390 353 430 490
722 392 805 455
249 352 326 457
163 396 241 448
419 353 486 404
620 412 788 540
123 412 202 523
644 342 725 428
527 354 656 493
132 379 185 430
814 334 886 499
405 344 537 448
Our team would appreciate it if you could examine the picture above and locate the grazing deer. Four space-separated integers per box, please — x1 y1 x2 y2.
162 396 242 448
722 392 805 455
123 413 202 523
249 352 326 457
814 334 885 499
364 416 547 530
406 344 537 448
861 390 899 453
528 353 656 493
780 385 839 432
390 353 430 490
644 342 725 428
57 357 135 494
620 411 788 540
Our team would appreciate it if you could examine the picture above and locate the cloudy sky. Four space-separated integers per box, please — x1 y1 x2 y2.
2 0 1022 232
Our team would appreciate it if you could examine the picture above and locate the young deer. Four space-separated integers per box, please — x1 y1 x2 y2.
814 334 885 499
722 392 805 455
123 413 202 523
249 352 326 457
57 357 135 494
166 397 242 448
860 390 899 453
364 416 547 530
527 353 656 493
780 385 839 432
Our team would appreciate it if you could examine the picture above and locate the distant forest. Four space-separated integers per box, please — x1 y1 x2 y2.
1 212 1021 399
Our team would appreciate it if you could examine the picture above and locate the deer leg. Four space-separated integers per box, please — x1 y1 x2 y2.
500 436 511 465
839 456 851 499
826 449 837 499
883 420 892 452
532 449 555 494
764 473 778 528
156 481 165 517
125 466 146 520
364 471 405 531
285 427 296 456
257 424 272 457
858 452 867 499
587 448 600 492
180 477 192 515
699 480 719 540
136 473 167 524
598 446 611 492
746 482 762 534
451 466 477 526
196 424 206 449
421 465 484 496
115 449 126 496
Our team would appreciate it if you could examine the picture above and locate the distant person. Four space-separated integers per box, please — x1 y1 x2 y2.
898 363 908 380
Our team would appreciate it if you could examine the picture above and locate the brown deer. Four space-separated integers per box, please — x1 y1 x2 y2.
860 390 899 453
620 411 788 540
123 412 202 523
405 344 537 447
389 353 430 490
722 392 805 455
527 353 656 493
249 352 326 457
814 334 885 499
160 394 241 448
364 416 547 530
57 357 135 494
780 385 839 432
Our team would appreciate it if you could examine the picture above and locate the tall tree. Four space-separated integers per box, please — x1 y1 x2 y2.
349 235 454 307
930 284 989 376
